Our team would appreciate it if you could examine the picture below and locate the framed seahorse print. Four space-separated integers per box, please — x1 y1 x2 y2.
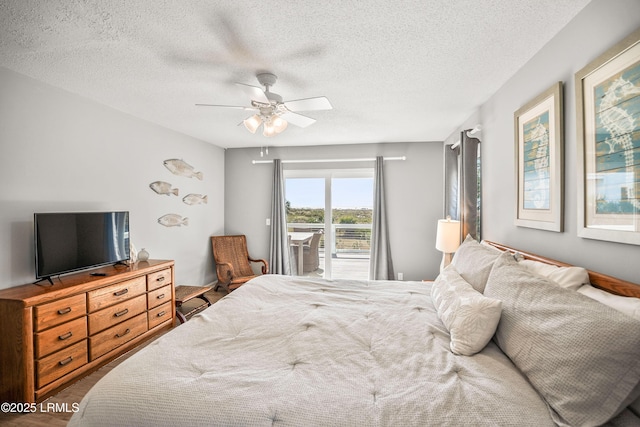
576 27 640 245
514 82 564 232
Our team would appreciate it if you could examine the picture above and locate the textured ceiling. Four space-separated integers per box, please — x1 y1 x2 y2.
0 0 592 148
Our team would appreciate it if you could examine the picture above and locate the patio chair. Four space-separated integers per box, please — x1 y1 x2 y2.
211 235 268 291
305 232 323 272
292 231 323 273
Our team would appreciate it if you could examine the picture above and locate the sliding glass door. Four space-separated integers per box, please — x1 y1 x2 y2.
285 169 373 279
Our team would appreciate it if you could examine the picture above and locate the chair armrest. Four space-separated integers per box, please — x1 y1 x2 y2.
216 261 235 282
249 257 269 275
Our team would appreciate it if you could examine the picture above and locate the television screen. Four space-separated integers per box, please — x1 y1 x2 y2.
35 211 130 279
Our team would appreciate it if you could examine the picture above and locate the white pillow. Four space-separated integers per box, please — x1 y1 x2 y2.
517 259 590 291
516 258 640 321
431 265 502 356
577 284 640 321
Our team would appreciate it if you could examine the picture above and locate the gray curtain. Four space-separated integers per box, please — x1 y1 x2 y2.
444 145 460 221
369 156 394 280
444 130 481 241
269 159 292 275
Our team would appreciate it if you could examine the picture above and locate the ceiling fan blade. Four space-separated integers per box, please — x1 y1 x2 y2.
209 14 269 71
276 45 324 62
280 111 316 128
284 96 332 112
195 104 258 111
235 83 270 104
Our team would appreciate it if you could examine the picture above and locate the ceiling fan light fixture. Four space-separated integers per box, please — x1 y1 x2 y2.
262 115 287 137
243 114 262 134
263 121 276 137
272 115 288 134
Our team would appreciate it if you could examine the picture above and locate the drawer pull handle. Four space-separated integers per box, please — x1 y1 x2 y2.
58 332 73 341
113 288 129 297
116 328 131 338
157 310 166 317
156 294 165 300
59 356 73 366
57 307 72 315
114 308 129 318
156 276 165 282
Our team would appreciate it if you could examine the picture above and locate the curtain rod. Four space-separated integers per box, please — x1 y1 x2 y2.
251 156 406 165
449 124 482 150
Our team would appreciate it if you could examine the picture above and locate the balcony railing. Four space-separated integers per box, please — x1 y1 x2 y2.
287 223 371 256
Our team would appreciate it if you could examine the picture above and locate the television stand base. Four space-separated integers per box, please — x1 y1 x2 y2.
33 276 54 286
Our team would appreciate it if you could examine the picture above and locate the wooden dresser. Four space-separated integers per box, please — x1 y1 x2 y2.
0 260 175 403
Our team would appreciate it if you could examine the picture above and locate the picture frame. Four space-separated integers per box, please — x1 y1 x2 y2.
576 28 640 245
514 81 564 232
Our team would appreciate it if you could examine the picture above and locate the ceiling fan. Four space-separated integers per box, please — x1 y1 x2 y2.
196 72 332 137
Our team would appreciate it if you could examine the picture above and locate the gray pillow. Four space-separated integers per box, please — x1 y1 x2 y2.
450 235 500 293
484 252 640 426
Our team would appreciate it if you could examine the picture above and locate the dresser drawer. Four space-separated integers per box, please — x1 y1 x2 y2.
147 268 172 291
36 340 88 389
89 313 148 361
87 277 146 312
88 294 147 335
34 294 87 332
147 284 171 309
148 301 172 329
34 316 87 359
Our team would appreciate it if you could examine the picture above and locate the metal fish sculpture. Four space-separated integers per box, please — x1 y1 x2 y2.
163 159 203 180
149 181 179 196
158 214 189 227
182 194 208 205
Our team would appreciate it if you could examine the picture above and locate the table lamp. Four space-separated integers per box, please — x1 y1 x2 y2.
436 217 461 272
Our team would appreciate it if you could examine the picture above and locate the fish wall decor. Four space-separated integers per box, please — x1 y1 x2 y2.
163 159 203 180
182 194 208 205
149 181 179 196
158 214 189 227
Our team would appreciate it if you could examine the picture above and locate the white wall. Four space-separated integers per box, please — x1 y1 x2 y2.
447 0 640 283
224 142 444 281
0 67 225 290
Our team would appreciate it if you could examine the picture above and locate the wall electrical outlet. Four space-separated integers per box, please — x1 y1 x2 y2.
397 272 403 281
265 218 271 226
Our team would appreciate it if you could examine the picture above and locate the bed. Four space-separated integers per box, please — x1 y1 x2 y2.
68 239 640 426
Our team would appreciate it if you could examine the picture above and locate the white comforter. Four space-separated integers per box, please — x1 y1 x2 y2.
69 275 554 426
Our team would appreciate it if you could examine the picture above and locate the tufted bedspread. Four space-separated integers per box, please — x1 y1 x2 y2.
68 275 554 426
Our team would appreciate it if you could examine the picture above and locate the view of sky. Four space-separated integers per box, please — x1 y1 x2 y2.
285 178 373 209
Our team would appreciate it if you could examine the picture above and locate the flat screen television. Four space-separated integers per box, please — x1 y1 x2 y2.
34 211 130 281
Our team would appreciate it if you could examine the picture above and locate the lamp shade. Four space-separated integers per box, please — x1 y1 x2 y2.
435 218 461 253
263 120 276 137
243 115 262 134
272 115 288 133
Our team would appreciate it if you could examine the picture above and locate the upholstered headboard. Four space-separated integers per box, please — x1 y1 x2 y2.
484 241 640 298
